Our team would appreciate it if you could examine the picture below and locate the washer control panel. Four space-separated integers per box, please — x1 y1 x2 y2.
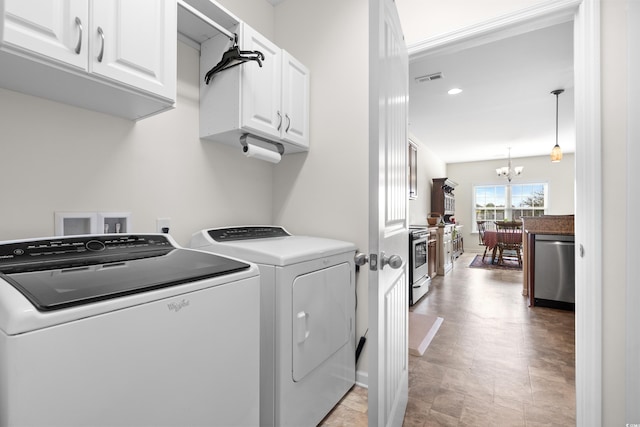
0 235 173 273
208 226 291 242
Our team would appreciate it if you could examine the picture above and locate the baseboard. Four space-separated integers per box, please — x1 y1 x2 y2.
355 370 368 388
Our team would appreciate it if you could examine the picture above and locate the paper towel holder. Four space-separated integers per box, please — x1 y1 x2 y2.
240 133 285 155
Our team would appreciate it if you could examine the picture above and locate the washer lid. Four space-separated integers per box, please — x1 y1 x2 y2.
197 228 356 266
0 235 251 311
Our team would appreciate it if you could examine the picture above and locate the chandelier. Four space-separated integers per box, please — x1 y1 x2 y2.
496 147 523 182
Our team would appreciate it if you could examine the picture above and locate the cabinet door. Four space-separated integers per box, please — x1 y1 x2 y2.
90 0 176 100
281 50 309 148
2 0 88 70
240 23 282 140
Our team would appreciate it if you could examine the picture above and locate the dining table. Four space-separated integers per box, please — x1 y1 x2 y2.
483 229 523 264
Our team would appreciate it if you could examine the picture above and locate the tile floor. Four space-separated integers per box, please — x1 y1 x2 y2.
319 252 576 426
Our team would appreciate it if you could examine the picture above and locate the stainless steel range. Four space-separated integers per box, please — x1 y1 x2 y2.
409 227 431 305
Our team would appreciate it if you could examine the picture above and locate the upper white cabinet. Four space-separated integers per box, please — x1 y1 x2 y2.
239 24 283 143
1 0 89 70
0 0 176 120
281 50 310 147
90 1 175 100
200 22 309 153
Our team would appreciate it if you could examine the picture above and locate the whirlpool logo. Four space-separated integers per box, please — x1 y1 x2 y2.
167 299 190 312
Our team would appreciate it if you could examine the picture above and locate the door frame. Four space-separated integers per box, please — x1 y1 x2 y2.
627 0 640 419
406 0 602 424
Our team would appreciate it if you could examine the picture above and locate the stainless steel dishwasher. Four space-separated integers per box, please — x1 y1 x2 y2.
534 234 575 310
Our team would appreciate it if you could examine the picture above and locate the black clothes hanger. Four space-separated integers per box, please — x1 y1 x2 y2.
204 34 265 84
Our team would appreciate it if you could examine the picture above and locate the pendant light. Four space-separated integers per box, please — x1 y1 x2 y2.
550 89 564 162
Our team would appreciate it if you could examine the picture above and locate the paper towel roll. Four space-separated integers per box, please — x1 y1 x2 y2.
243 143 281 163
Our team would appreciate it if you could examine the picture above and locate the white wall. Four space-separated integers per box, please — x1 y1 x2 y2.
270 0 371 376
408 134 447 225
447 154 575 252
0 33 274 247
216 0 274 40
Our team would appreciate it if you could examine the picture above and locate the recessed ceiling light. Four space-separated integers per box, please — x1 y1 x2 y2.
448 88 463 95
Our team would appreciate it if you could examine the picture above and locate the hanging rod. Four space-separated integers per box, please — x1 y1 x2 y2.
177 0 235 41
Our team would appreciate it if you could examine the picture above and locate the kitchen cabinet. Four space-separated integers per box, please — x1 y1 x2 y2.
200 22 310 153
436 225 453 275
0 0 176 120
431 178 457 221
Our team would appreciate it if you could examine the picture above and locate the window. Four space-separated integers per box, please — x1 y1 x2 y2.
474 183 548 230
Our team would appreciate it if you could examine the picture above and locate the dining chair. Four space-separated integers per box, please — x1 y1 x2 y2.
495 221 523 266
477 221 489 261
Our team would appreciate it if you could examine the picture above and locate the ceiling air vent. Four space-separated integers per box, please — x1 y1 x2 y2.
415 72 443 83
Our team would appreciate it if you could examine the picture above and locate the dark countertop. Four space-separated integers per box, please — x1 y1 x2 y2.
521 215 574 235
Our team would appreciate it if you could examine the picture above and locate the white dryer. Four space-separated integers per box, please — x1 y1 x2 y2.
0 234 260 427
190 226 357 427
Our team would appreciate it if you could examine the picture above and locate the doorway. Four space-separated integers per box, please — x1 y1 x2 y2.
404 0 601 423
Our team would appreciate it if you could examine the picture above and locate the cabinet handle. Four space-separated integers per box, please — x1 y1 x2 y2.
97 26 105 63
74 17 83 54
277 111 282 131
285 114 291 133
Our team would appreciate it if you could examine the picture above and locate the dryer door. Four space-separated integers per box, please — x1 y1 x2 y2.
291 262 351 382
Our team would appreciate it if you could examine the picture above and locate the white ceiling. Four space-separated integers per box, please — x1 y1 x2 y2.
264 1 575 164
409 21 575 164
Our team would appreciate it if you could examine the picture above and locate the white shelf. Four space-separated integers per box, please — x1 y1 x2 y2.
177 0 240 46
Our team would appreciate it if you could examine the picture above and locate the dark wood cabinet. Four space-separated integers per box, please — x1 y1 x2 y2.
431 177 458 221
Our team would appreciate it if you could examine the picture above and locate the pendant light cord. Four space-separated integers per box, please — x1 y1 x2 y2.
556 91 560 146
551 89 564 147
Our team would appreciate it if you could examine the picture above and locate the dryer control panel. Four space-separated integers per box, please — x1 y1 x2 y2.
208 226 290 242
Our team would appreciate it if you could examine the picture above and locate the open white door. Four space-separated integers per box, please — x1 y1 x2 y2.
368 0 409 426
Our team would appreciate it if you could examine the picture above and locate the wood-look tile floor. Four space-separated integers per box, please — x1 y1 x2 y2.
319 252 575 426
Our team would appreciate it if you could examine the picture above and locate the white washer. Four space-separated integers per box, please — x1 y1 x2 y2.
0 234 260 427
190 226 357 427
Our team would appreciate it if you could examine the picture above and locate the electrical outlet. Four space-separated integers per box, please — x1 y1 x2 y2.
156 218 171 233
